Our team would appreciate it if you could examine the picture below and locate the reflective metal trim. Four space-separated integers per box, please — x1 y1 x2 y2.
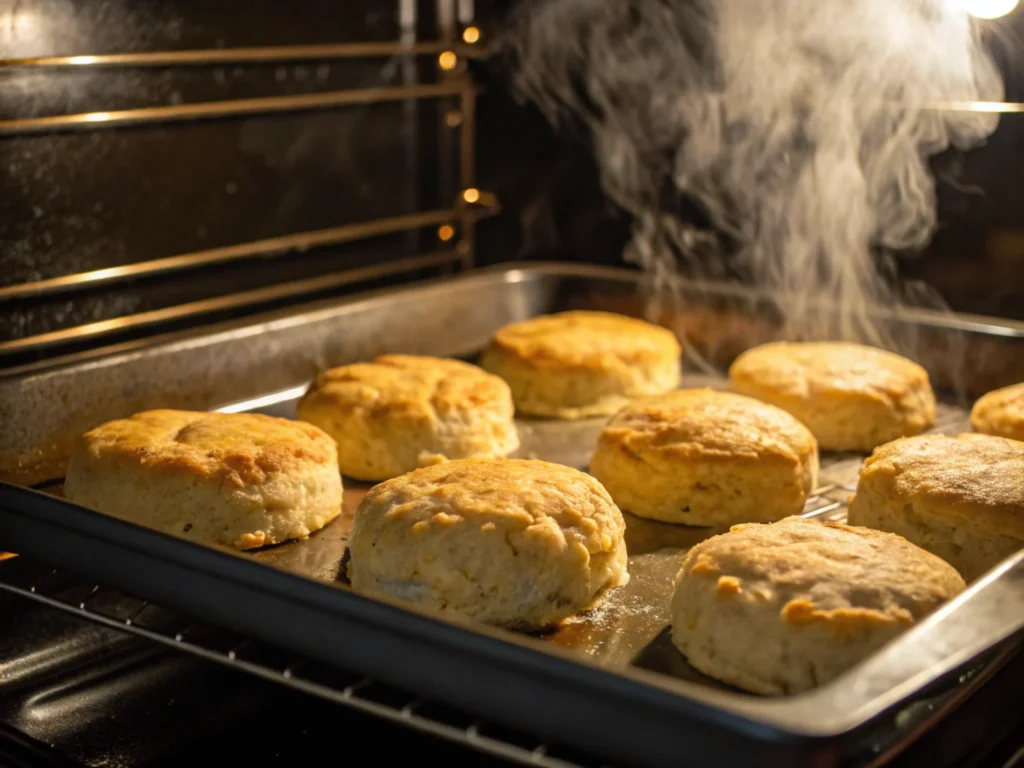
458 83 478 270
0 210 461 302
0 251 459 355
920 100 1024 113
0 42 452 68
0 82 466 136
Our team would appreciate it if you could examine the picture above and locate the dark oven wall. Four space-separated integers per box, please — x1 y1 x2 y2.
3 1 1024 373
0 0 476 368
472 0 1024 324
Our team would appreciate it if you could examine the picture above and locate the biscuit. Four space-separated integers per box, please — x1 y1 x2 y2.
847 434 1024 581
479 311 682 419
728 342 935 452
64 410 342 550
590 389 818 526
670 517 964 695
347 458 629 630
971 382 1024 442
296 355 519 482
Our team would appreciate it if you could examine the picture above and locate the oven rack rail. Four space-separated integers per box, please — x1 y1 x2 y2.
0 555 609 768
0 1 491 365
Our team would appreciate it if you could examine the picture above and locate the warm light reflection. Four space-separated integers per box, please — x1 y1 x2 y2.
68 55 98 65
438 51 458 70
438 225 456 241
82 112 112 122
462 188 480 204
462 26 481 44
926 100 1024 112
83 266 128 280
954 0 1018 18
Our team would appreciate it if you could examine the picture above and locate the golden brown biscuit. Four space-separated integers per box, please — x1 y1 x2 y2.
847 434 1024 581
971 382 1024 442
297 355 519 482
671 517 964 695
729 342 935 451
590 389 818 525
64 410 342 550
347 458 629 630
479 311 682 419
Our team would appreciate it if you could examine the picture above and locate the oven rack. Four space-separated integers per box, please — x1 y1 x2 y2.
0 555 610 768
0 477 863 768
0 1 494 367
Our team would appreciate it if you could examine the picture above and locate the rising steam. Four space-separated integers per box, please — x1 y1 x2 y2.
507 0 1003 345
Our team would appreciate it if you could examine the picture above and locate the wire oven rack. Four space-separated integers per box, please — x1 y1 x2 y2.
0 366 977 768
2 250 1006 767
0 0 496 366
0 464 882 768
0 555 608 768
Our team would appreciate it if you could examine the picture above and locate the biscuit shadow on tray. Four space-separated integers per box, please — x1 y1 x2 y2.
621 512 722 556
252 481 370 583
512 415 610 470
632 627 750 692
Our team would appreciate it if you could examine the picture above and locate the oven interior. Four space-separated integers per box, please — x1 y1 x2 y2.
2 2 1024 767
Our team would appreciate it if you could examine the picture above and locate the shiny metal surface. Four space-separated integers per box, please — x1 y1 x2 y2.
0 265 1021 758
245 378 987 679
0 82 466 136
920 101 1024 113
0 196 500 357
0 564 591 768
0 251 460 356
0 42 455 68
458 84 479 271
0 209 474 303
0 27 484 362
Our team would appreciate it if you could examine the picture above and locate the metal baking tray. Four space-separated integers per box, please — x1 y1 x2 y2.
2 263 1023 768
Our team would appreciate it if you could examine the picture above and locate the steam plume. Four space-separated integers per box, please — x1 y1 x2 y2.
507 0 1003 345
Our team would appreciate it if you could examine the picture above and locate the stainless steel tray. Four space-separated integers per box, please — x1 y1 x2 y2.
244 376 993 681
2 263 1023 768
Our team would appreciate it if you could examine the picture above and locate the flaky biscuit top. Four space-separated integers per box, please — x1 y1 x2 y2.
729 342 931 404
858 434 1024 540
486 311 681 371
599 389 816 465
681 517 965 635
299 355 513 420
971 382 1024 441
73 409 337 489
354 458 626 558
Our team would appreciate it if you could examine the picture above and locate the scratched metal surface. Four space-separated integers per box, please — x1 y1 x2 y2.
12 265 1019 748
247 372 973 685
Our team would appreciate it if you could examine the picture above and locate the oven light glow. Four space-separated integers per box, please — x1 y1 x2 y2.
438 51 458 70
954 0 1018 18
